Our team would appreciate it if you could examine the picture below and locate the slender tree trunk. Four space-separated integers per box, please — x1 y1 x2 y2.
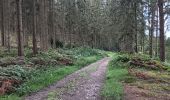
32 0 38 55
39 0 48 51
45 0 49 50
7 0 10 51
150 6 155 58
135 2 138 53
39 0 43 50
1 0 5 46
155 5 159 57
16 0 24 56
158 0 165 61
141 5 145 53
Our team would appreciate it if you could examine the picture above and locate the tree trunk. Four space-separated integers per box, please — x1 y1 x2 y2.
158 0 165 61
155 5 159 57
135 2 138 53
7 0 10 52
150 5 155 58
1 0 5 46
32 0 38 55
16 0 24 56
40 0 49 51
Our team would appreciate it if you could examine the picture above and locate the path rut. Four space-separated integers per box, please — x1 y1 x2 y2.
25 57 111 100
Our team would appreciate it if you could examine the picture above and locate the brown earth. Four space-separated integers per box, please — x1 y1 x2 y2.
124 84 170 100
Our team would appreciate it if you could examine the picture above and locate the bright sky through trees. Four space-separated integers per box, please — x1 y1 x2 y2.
166 17 170 37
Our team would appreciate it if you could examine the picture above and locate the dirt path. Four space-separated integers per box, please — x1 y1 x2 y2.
25 57 111 100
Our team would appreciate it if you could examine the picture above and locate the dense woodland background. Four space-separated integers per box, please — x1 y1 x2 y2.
0 0 170 99
0 0 170 61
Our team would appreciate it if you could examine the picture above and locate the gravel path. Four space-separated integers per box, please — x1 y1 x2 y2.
25 57 111 100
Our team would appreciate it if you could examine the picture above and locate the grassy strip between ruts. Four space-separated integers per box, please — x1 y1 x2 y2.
0 55 103 100
101 53 129 100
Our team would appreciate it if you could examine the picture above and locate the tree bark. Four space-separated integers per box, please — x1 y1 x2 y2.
150 5 155 58
16 0 24 56
155 5 159 57
135 2 138 53
1 0 5 46
158 0 165 61
7 0 11 51
32 0 38 55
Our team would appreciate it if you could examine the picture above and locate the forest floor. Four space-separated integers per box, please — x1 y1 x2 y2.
0 47 108 100
123 68 170 100
25 57 111 100
102 53 170 100
0 47 170 100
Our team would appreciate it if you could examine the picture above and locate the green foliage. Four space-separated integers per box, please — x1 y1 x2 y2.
0 48 17 58
0 47 105 99
129 66 170 98
68 47 107 57
37 50 65 60
102 54 129 100
102 53 170 100
0 57 16 66
25 48 77 66
7 55 101 98
0 65 31 81
115 53 152 63
115 53 168 70
166 46 170 63
0 48 35 59
166 37 170 46
75 56 100 67
16 66 76 96
0 94 22 100
24 48 34 58
116 54 131 63
133 53 151 61
163 62 170 72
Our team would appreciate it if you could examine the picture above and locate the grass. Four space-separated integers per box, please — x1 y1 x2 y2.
102 53 170 100
1 49 169 100
102 54 129 100
0 47 105 100
0 55 102 100
0 95 21 100
18 56 101 95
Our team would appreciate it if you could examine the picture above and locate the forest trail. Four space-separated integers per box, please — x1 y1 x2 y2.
25 57 111 100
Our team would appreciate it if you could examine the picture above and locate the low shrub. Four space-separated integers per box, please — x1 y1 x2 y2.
0 65 32 95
